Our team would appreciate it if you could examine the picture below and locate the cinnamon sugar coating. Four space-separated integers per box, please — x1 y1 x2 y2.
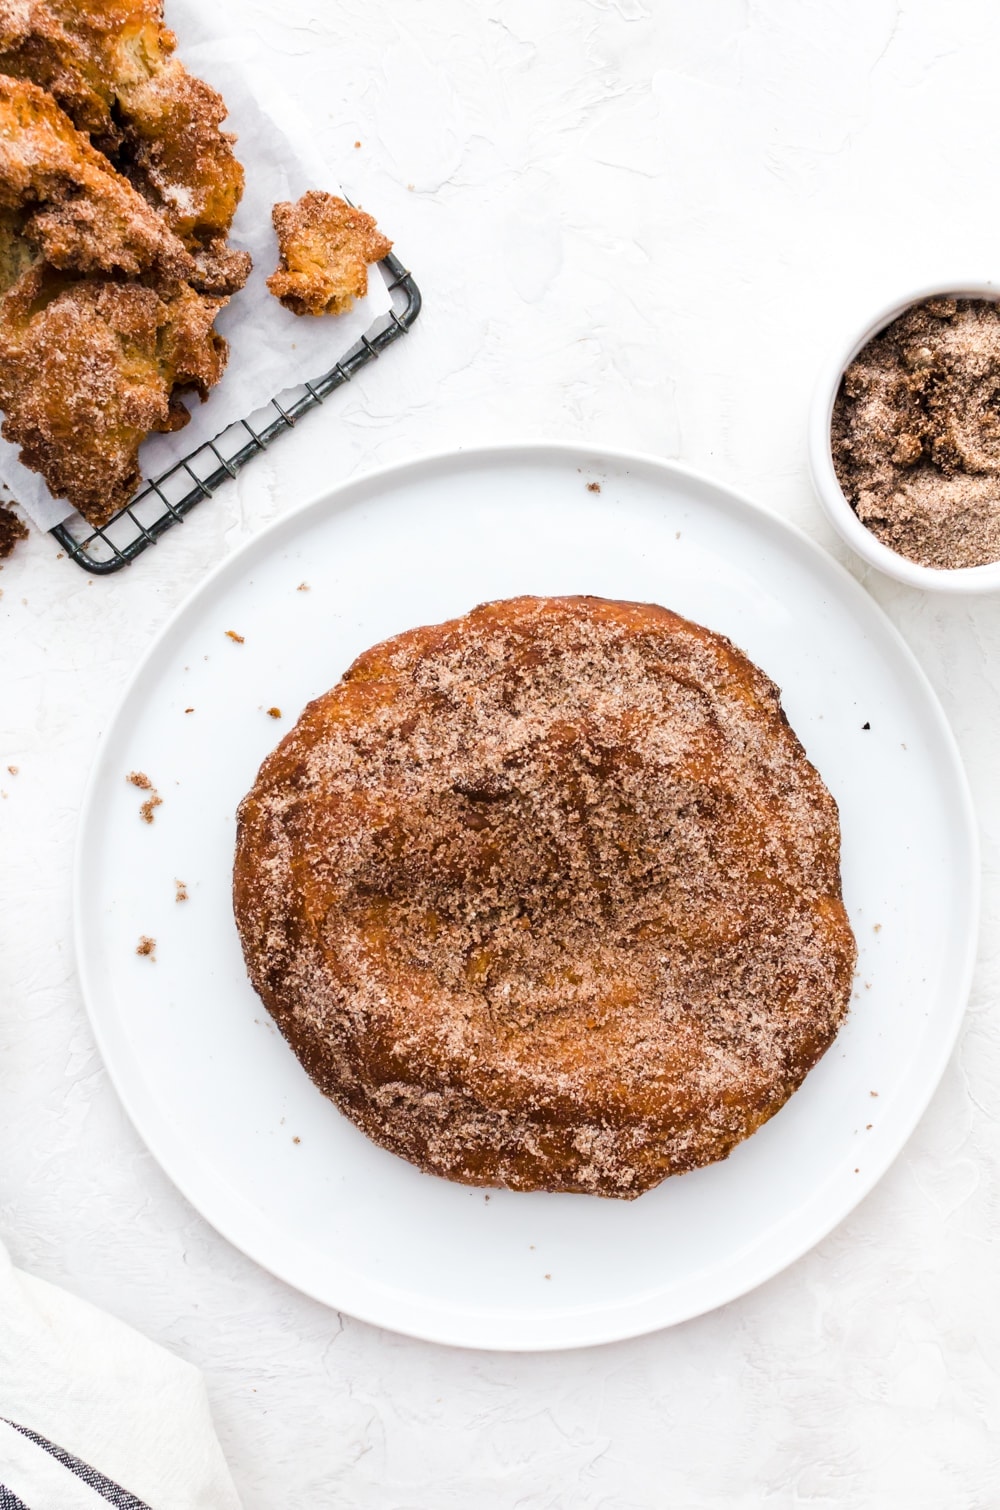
234 596 856 1199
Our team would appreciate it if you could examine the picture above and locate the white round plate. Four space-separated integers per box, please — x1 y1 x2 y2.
75 444 979 1351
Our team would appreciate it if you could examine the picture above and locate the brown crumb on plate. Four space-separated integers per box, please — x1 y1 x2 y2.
226 630 245 643
140 793 162 823
136 935 156 958
175 879 188 903
7 765 17 775
184 707 194 714
267 191 392 317
266 706 281 719
127 771 153 790
586 481 601 493
297 582 310 591
292 1135 301 1144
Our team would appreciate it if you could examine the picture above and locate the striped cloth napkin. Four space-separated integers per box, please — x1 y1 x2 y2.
0 1243 241 1510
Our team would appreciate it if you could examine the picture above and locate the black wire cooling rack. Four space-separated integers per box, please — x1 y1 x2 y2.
49 250 421 575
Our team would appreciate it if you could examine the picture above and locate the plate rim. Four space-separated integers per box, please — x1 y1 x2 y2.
73 441 981 1350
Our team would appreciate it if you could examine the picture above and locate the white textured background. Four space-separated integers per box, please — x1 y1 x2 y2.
2 0 1000 1505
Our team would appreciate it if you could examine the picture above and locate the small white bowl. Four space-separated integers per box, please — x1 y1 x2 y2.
808 280 1000 593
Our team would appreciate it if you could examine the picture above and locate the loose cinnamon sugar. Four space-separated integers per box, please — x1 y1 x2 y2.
136 935 156 958
832 297 1000 568
127 771 153 790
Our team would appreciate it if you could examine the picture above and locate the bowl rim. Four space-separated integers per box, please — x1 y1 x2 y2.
808 278 1000 593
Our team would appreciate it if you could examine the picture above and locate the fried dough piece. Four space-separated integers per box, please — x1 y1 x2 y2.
0 0 128 135
267 192 392 317
0 263 228 523
187 235 250 296
0 500 27 558
115 48 245 244
0 0 249 293
235 596 857 1198
158 276 228 400
0 73 193 280
0 19 241 520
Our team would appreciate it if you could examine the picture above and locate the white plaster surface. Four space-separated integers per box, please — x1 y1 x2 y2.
2 1 999 1504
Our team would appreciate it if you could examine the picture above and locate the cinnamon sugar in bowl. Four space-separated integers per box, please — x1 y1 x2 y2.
809 282 1000 592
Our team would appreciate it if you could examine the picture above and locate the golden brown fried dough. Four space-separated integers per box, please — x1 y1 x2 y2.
0 0 124 135
0 0 249 294
0 73 193 279
267 191 391 317
0 263 227 523
0 8 245 519
234 596 857 1198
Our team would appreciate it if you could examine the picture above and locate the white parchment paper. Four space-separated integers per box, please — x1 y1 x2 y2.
0 0 392 530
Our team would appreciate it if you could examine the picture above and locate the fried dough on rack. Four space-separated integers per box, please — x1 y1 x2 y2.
0 0 249 293
0 4 249 521
0 73 193 279
0 263 228 524
0 0 130 135
267 192 392 317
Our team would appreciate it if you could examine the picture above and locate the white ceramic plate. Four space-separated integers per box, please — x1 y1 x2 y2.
75 444 979 1351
